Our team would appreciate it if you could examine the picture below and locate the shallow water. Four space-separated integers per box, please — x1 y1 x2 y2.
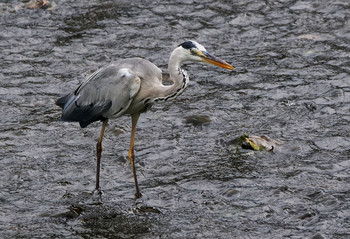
1 0 350 238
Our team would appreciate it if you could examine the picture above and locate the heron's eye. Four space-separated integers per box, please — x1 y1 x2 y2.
190 49 195 55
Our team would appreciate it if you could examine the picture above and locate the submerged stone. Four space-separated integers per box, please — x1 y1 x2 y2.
185 115 211 126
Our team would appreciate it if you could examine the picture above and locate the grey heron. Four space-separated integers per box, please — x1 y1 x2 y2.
56 40 233 198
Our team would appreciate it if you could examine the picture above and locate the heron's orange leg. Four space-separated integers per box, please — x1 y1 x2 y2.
96 119 108 192
129 113 142 198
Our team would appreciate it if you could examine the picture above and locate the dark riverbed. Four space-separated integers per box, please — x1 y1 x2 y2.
1 0 350 238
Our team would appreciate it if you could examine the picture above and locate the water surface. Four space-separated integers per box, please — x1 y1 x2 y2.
1 0 350 238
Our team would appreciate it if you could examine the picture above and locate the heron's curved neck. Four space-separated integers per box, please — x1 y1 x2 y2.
154 48 189 102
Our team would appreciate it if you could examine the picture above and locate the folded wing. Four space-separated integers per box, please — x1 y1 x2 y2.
56 64 141 128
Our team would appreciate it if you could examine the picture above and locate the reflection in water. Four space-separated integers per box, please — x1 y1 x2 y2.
1 0 350 238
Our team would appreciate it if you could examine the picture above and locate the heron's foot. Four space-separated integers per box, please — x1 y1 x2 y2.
93 188 103 196
84 189 103 205
91 188 103 202
135 191 142 199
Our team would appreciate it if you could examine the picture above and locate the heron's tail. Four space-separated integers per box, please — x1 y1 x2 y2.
55 93 74 109
55 93 111 128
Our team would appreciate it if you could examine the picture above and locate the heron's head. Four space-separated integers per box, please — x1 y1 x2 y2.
177 40 234 70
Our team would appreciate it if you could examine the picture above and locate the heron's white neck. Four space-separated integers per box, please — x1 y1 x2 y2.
154 47 189 102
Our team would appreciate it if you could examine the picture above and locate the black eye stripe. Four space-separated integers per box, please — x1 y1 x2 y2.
180 41 196 50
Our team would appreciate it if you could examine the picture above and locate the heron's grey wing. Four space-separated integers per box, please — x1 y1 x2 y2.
56 64 141 128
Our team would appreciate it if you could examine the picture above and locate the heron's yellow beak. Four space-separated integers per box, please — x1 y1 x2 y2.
195 50 234 70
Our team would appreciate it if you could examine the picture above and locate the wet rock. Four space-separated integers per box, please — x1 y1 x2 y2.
184 115 211 126
13 0 56 11
26 0 55 10
109 127 126 136
133 206 161 214
222 189 240 198
298 212 315 220
235 134 283 152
